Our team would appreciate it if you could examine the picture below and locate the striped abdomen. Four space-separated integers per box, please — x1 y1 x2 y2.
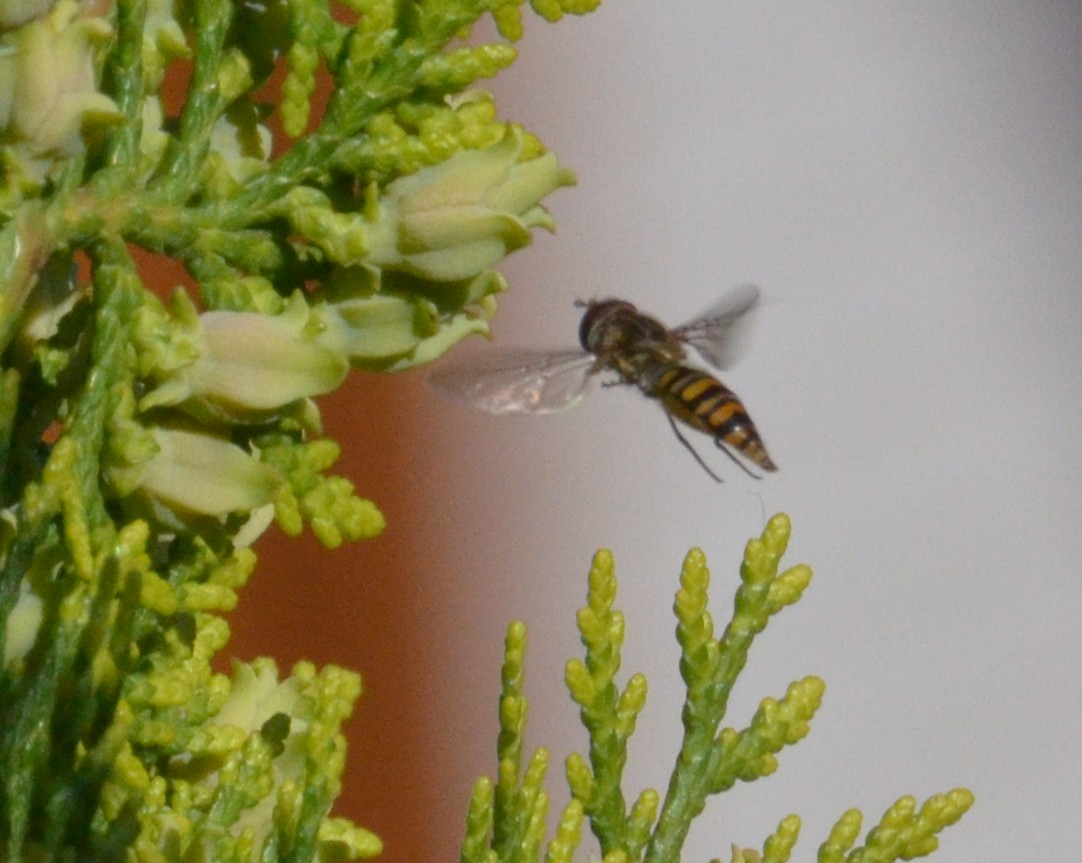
646 365 777 472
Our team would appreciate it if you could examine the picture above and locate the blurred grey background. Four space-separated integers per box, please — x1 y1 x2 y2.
413 3 1081 859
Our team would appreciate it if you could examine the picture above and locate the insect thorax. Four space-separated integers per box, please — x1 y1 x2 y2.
579 300 686 383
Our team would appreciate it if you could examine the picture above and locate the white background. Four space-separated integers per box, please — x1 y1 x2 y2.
416 3 1082 860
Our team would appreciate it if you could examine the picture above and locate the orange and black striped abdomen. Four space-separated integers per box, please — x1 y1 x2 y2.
648 365 777 472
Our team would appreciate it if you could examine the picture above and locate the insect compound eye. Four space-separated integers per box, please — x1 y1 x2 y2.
578 299 636 352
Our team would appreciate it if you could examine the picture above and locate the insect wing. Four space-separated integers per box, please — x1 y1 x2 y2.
675 283 761 370
429 347 595 415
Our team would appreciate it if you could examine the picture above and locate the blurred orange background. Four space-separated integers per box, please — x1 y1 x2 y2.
228 374 464 861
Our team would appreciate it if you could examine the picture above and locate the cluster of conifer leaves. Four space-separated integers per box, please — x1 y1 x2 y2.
463 516 973 863
0 0 591 860
0 2 974 862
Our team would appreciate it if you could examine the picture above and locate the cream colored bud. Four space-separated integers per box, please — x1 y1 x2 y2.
314 267 500 371
0 0 119 163
141 293 349 422
138 428 281 518
366 127 575 281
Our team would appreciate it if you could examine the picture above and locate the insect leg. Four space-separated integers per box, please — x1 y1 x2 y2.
664 412 724 483
712 436 763 480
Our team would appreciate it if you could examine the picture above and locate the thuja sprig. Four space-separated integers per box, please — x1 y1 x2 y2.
1 0 594 860
465 515 973 863
648 515 816 860
564 549 656 858
460 621 588 863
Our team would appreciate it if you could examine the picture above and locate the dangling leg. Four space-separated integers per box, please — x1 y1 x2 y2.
713 436 762 480
665 413 724 483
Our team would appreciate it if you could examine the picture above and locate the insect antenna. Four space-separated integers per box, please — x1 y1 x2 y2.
664 413 724 483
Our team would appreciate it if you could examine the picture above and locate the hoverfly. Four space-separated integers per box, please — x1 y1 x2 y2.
429 284 777 481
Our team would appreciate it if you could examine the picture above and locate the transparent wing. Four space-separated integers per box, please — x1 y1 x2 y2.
674 283 761 370
428 347 595 415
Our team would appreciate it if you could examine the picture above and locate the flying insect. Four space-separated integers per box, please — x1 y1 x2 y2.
429 284 776 481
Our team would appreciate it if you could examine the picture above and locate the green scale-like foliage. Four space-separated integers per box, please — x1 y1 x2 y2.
462 516 973 863
0 2 973 862
0 0 589 860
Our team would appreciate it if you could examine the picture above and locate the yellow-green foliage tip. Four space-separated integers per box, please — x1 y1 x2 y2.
463 517 971 863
